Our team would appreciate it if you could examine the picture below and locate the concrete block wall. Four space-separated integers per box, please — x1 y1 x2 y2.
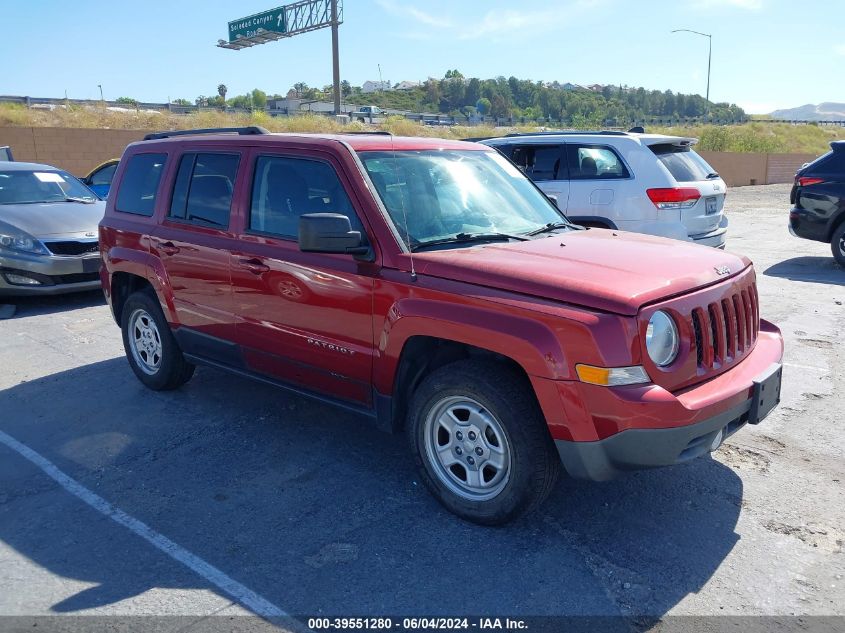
0 127 145 176
699 150 819 187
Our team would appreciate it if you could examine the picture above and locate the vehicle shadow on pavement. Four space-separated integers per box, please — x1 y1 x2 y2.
0 290 106 320
0 359 743 622
764 256 845 286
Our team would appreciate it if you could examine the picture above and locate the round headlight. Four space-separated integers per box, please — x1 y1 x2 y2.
646 311 679 367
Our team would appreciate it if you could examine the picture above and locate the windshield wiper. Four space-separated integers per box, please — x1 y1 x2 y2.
527 221 581 236
62 196 97 204
411 232 529 252
706 172 720 179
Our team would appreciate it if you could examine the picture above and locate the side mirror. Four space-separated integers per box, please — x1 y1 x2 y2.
299 213 369 255
547 194 559 208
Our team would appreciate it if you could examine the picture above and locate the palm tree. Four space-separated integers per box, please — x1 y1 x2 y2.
217 84 228 106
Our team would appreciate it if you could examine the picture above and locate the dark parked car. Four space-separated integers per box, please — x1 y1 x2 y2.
789 140 845 266
80 158 119 199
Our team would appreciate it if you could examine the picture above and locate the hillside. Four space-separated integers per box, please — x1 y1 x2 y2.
770 102 845 121
350 76 746 125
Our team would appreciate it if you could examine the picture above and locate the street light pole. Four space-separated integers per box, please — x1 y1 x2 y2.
671 29 712 102
331 0 341 115
98 84 104 103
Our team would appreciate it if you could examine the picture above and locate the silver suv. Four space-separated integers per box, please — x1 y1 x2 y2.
482 131 728 248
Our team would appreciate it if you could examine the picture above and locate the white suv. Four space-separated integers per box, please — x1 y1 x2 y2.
481 131 728 248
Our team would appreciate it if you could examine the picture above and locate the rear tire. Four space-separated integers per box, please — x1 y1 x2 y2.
121 290 195 390
407 360 560 525
831 222 845 268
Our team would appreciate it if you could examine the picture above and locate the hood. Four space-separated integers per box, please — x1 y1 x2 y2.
412 229 751 315
0 201 106 239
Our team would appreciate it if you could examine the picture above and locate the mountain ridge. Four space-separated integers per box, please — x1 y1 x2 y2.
770 102 845 121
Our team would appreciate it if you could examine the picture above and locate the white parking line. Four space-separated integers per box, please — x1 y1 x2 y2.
0 429 287 618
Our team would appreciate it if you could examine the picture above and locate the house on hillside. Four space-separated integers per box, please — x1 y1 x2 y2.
394 80 421 91
362 80 392 93
587 84 604 92
562 82 585 91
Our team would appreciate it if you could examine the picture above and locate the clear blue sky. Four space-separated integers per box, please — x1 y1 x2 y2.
3 0 842 113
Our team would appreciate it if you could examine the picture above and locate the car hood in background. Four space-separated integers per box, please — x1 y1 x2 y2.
0 201 106 238
411 228 751 315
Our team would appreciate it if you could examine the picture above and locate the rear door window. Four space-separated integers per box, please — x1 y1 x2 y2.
509 145 564 181
115 153 167 216
566 145 629 180
248 155 362 239
650 144 715 182
168 153 240 229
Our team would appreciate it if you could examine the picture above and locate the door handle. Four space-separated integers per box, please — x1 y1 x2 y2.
238 258 270 274
156 241 180 255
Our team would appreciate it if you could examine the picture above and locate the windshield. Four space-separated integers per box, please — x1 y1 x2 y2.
358 150 566 248
0 170 98 204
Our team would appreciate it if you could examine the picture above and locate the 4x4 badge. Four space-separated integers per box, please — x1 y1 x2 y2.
714 265 730 275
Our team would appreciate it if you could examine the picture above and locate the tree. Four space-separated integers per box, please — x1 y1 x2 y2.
293 82 309 98
251 88 267 110
116 96 138 107
217 84 227 105
171 98 191 106
228 94 250 109
341 80 352 98
476 97 491 116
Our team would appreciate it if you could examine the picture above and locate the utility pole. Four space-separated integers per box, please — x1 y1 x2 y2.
331 0 341 114
98 84 104 103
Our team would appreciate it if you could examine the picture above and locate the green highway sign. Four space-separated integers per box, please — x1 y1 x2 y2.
228 6 286 42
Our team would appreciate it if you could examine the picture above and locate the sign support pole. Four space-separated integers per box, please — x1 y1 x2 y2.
331 0 341 115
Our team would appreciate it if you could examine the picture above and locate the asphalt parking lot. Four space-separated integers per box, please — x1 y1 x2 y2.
0 184 843 630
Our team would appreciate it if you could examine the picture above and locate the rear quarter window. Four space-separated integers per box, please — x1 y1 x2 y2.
651 144 715 182
115 153 167 216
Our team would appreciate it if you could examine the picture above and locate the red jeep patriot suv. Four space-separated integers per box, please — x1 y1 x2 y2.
99 127 784 525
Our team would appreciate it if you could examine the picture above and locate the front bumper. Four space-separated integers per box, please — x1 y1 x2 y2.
0 249 101 296
555 394 761 481
534 320 784 480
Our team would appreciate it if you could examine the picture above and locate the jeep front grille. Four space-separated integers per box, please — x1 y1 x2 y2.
691 282 759 370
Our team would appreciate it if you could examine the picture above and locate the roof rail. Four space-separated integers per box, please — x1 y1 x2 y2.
142 126 270 141
503 130 629 138
340 131 394 136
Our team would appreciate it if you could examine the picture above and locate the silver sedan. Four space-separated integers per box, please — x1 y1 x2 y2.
0 161 106 296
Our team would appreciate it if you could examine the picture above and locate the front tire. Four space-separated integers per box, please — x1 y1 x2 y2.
121 290 195 390
831 222 845 267
408 360 560 525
